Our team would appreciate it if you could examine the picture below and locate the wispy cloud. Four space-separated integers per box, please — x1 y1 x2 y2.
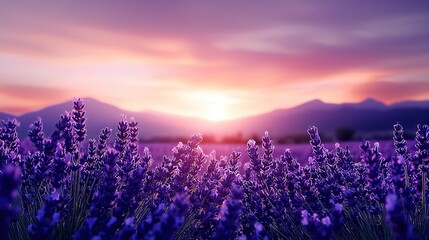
352 80 429 103
0 83 72 115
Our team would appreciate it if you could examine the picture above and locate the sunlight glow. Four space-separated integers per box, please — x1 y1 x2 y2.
204 103 226 121
182 92 239 121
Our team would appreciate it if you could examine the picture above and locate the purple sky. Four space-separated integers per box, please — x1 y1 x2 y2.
1 1 429 120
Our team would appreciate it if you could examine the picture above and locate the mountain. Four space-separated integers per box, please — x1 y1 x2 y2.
290 99 338 112
219 98 429 139
342 98 387 110
1 97 429 141
390 100 429 109
15 98 214 141
0 112 14 121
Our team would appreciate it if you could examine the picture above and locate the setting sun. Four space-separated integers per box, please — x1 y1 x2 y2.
204 103 226 121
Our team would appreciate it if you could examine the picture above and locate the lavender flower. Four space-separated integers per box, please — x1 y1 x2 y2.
188 151 223 238
88 150 119 224
251 222 269 240
28 192 61 240
247 139 262 174
134 203 166 239
57 112 76 154
145 193 189 240
113 162 145 224
19 152 39 210
114 115 129 155
0 164 21 237
28 117 45 152
72 98 87 142
361 141 385 203
170 134 205 193
308 126 325 165
128 118 139 156
97 127 112 157
50 146 69 190
83 138 98 171
329 203 344 231
385 193 417 240
301 210 333 240
1 119 20 155
393 124 410 158
93 216 120 239
213 184 243 240
400 186 416 212
415 124 429 172
261 131 274 172
72 217 98 240
391 156 406 191
33 152 51 184
229 148 242 173
116 217 136 240
217 161 239 201
0 140 7 167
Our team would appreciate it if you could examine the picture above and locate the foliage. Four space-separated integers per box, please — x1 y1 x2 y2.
335 127 356 142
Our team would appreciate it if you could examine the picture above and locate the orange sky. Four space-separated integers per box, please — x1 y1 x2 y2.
1 1 429 120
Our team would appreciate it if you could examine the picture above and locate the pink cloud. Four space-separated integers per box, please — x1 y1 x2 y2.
0 84 73 114
351 80 429 103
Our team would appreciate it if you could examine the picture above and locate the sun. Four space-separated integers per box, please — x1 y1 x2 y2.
204 103 226 121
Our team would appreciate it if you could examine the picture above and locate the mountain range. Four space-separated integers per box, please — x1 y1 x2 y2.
1 98 429 142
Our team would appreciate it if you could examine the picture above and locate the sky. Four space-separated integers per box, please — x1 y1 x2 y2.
1 1 429 121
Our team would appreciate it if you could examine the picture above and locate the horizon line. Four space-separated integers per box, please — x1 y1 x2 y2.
1 96 428 122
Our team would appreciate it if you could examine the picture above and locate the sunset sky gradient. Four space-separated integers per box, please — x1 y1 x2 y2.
1 1 429 120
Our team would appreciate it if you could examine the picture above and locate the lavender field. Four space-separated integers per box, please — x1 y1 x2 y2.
143 141 398 172
0 98 428 240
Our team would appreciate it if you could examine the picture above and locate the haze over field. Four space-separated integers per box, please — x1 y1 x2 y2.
1 1 429 121
2 98 429 142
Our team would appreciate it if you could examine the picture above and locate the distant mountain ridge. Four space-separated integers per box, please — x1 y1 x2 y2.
1 98 429 141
